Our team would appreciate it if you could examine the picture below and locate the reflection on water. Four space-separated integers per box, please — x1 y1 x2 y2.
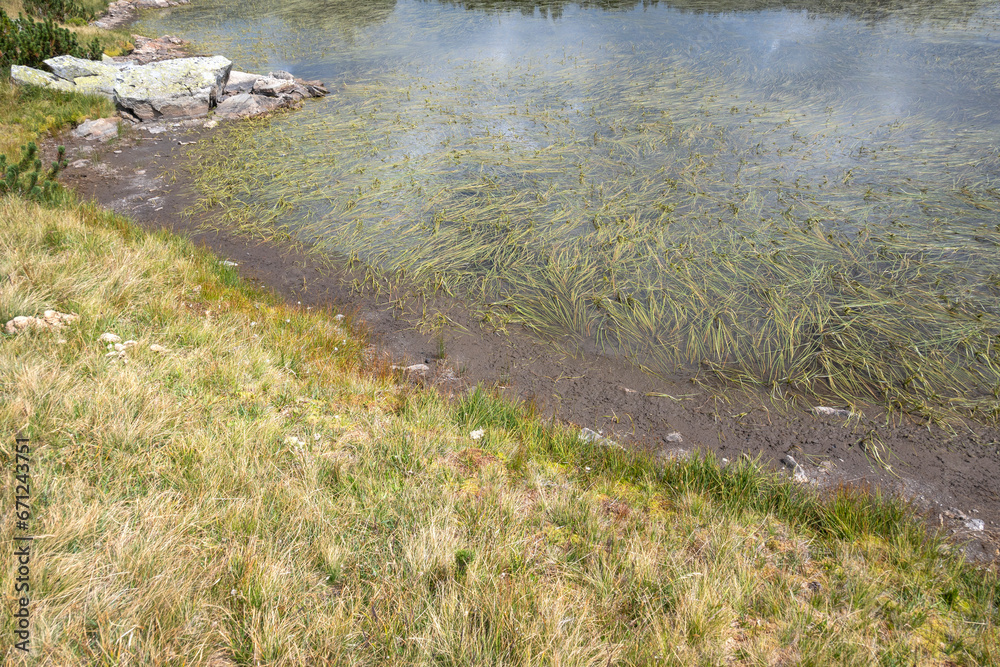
142 0 1000 418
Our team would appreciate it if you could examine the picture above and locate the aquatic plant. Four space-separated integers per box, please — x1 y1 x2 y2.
171 0 1000 424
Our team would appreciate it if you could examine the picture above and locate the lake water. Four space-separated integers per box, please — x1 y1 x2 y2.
140 0 1000 417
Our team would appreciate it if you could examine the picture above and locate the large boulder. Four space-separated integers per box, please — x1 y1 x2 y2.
113 56 232 121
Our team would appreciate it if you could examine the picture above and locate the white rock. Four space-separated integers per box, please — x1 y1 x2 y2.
149 344 169 353
72 117 120 142
99 332 122 343
470 429 485 441
964 519 985 531
813 406 852 418
665 432 683 443
580 427 623 449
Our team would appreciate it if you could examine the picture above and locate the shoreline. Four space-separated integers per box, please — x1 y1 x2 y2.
31 0 997 561
51 109 1000 562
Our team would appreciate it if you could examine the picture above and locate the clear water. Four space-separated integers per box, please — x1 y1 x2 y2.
139 0 1000 410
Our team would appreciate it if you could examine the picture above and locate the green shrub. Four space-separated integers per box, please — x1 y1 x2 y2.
0 141 69 203
24 0 96 23
0 9 102 71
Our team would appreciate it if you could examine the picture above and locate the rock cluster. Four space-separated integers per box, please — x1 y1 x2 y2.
214 70 329 120
12 54 232 122
4 310 79 334
12 53 328 124
114 34 192 65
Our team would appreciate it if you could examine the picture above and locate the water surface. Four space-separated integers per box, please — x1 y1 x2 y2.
141 0 1000 417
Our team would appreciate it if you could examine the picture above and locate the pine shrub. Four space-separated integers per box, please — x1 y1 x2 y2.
1 9 103 71
0 141 69 203
24 0 96 23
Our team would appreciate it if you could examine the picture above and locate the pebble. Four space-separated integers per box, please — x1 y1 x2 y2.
813 406 852 417
782 454 809 484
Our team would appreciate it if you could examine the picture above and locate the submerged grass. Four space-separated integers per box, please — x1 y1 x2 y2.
177 0 1000 426
2 193 999 664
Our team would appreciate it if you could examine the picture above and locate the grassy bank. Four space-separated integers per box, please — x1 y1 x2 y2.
0 184 998 664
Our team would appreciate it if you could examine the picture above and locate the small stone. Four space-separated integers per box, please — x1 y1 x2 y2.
964 519 985 531
72 117 119 142
944 508 969 521
203 119 218 129
813 406 852 418
579 427 622 449
99 332 122 344
470 429 485 441
149 344 169 353
782 454 809 483
664 432 683 443
4 316 37 334
268 70 295 80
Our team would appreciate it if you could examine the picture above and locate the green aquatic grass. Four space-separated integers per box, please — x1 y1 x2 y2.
177 0 1000 425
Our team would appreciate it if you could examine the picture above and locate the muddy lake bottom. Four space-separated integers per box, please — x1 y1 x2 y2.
46 122 1000 562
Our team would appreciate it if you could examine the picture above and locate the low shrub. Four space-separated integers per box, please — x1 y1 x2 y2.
0 9 102 71
24 0 96 23
0 140 69 203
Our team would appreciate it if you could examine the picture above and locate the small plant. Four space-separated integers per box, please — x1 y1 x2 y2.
453 548 475 578
0 141 69 203
0 9 102 71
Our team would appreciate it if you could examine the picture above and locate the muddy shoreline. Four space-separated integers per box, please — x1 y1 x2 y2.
34 20 995 557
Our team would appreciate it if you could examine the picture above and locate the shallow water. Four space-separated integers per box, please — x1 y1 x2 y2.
141 0 1000 415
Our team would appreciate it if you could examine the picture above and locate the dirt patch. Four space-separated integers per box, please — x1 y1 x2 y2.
50 120 1000 562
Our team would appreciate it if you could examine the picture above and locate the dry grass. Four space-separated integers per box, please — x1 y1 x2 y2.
0 194 997 665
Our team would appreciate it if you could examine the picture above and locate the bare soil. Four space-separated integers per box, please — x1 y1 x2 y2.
50 119 1000 561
